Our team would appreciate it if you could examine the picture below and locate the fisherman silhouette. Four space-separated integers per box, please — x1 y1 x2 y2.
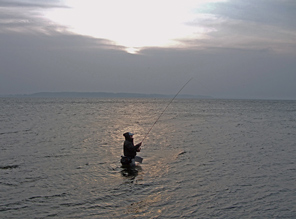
121 132 142 167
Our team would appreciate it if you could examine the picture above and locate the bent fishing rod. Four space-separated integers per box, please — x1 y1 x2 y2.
140 78 193 144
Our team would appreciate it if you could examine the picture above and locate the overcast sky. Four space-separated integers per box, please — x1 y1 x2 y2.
1 0 296 99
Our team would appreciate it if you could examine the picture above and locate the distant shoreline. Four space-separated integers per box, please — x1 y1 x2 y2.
1 92 213 99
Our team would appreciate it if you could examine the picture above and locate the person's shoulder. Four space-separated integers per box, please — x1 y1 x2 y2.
124 140 132 145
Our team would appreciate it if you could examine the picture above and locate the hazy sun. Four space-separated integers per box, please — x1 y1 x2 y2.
43 0 221 53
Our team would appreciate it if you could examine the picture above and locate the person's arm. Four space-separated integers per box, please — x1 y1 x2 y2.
135 142 142 152
135 142 142 148
125 141 141 152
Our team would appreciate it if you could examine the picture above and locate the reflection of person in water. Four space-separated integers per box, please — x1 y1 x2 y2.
121 132 142 166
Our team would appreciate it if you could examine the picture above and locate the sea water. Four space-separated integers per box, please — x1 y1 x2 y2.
0 98 295 218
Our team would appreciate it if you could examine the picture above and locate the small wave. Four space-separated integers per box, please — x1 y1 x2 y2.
0 165 19 169
0 181 19 187
43 154 70 158
0 131 19 135
28 193 67 200
177 151 187 156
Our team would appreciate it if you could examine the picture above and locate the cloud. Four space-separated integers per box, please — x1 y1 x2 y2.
41 0 230 53
2 27 296 99
184 0 296 53
2 0 295 53
0 0 66 8
1 0 296 99
0 0 68 34
211 0 296 28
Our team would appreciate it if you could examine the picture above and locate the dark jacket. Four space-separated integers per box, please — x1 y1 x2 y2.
123 133 141 158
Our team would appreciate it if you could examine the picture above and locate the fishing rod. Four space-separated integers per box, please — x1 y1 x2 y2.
140 78 193 144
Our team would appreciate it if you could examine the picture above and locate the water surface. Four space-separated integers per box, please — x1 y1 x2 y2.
1 98 295 218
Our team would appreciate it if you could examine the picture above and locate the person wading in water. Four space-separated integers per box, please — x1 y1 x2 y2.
121 132 142 167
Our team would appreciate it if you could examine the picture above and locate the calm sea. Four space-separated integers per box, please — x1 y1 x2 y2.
0 98 295 218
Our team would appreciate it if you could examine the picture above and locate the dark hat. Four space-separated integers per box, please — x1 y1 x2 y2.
123 132 134 137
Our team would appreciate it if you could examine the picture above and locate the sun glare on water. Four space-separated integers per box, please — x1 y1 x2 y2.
44 0 220 53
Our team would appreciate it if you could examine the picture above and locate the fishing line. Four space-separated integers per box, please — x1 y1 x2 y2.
141 78 193 144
